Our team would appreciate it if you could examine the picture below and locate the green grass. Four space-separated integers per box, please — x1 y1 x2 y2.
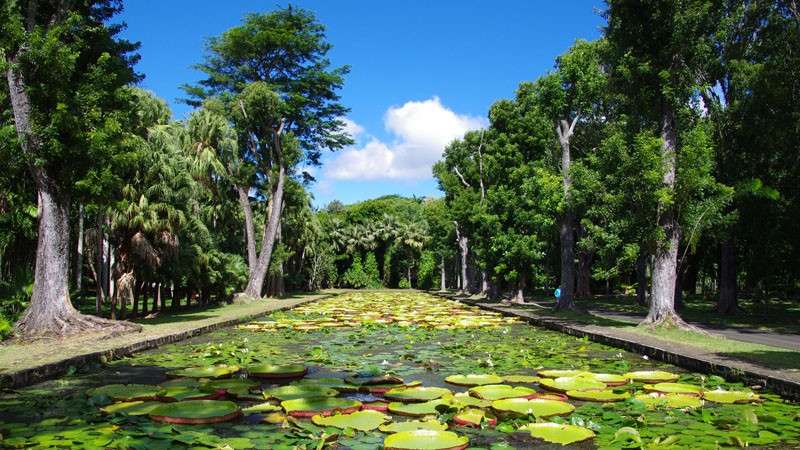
575 294 800 335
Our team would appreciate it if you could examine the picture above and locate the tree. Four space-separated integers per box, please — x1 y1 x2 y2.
185 6 351 300
2 0 142 339
605 0 730 328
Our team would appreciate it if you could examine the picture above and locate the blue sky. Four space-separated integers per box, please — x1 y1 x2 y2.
118 1 605 207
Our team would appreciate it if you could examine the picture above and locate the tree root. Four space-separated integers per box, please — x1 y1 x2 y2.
12 310 143 343
640 312 717 337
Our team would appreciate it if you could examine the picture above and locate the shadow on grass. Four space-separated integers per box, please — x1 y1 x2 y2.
128 304 227 325
718 350 800 370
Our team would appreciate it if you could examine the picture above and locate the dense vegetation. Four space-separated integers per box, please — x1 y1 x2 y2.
1 1 799 339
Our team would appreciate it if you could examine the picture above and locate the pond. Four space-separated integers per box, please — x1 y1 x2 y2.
0 292 798 449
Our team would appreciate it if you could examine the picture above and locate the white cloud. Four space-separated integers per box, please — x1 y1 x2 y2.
326 97 486 181
338 117 366 144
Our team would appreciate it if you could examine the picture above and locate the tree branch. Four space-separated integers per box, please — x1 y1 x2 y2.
453 166 471 188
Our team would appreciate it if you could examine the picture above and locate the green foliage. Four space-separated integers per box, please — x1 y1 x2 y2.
398 278 411 289
341 254 368 289
416 250 437 290
363 252 382 289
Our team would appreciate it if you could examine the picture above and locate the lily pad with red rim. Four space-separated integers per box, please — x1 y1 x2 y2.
623 370 680 383
311 410 391 431
634 393 704 409
539 376 606 393
491 398 575 418
384 386 451 402
149 400 242 424
265 385 339 401
247 364 307 379
468 384 537 401
166 365 239 380
155 386 223 402
519 422 596 445
85 384 163 402
565 389 631 402
384 430 469 450
280 397 362 417
202 378 260 393
703 389 761 404
453 408 497 427
502 375 540 383
537 369 586 378
643 382 702 396
100 401 163 415
380 420 448 434
362 400 390 412
388 399 460 417
444 374 504 386
578 372 630 386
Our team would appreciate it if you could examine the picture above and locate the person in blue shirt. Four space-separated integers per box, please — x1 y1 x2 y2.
554 287 561 304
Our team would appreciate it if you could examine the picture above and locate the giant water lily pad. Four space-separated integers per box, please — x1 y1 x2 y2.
156 386 221 402
293 377 351 389
538 369 586 378
453 408 496 427
280 397 362 418
202 379 260 392
265 385 339 401
634 393 704 409
624 370 680 383
643 382 702 395
445 374 504 386
703 389 760 404
85 384 163 402
149 400 241 424
565 389 630 402
539 376 606 393
389 399 459 417
100 401 163 415
448 393 492 408
579 372 630 386
468 384 537 401
345 374 405 386
311 410 390 431
384 430 469 450
247 364 307 379
380 420 448 434
166 365 239 379
502 375 540 383
491 398 575 418
384 387 451 402
519 423 596 445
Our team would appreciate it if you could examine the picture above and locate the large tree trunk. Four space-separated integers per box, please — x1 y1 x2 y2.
715 238 743 314
454 221 470 294
7 62 140 340
266 221 286 297
553 118 578 312
243 161 286 298
576 225 593 297
642 106 693 330
73 202 84 291
439 256 447 291
510 274 527 304
94 210 106 316
236 185 258 273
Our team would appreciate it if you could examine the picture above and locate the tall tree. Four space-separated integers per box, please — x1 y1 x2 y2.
2 0 142 339
185 6 351 300
605 0 730 328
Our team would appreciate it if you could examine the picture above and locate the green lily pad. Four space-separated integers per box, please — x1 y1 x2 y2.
85 384 163 401
362 400 390 411
226 386 266 401
565 389 630 402
539 376 606 393
537 369 586 378
445 374 504 386
100 401 163 415
202 379 260 391
345 373 405 386
389 399 460 417
703 389 761 404
579 372 630 386
265 385 339 401
156 386 221 402
149 400 241 424
281 397 362 417
634 393 704 409
624 370 680 383
491 398 575 418
384 430 469 450
643 382 702 395
380 420 448 434
241 402 282 414
502 375 540 383
468 384 537 401
384 386 452 402
311 410 391 431
447 393 492 408
519 423 596 445
247 364 307 379
453 408 497 427
166 365 239 379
